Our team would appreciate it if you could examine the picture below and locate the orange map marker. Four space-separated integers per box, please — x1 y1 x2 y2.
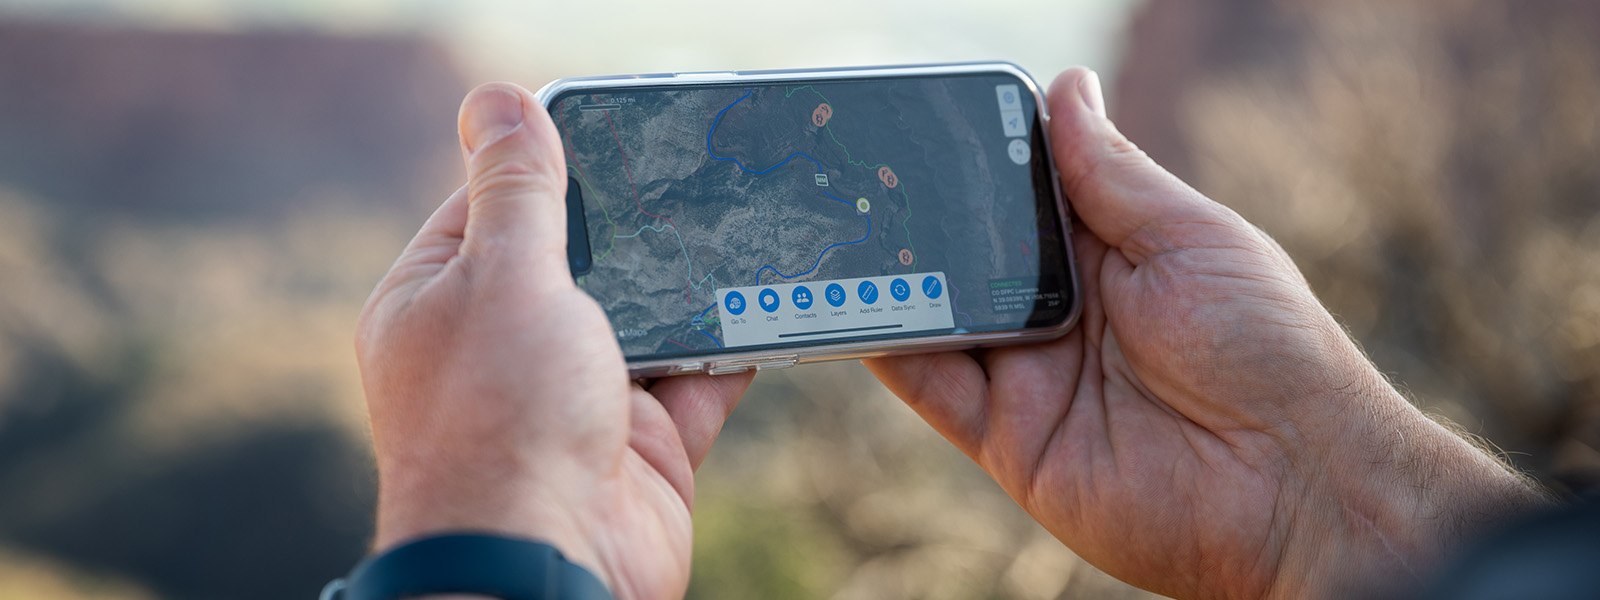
878 166 898 188
811 103 832 127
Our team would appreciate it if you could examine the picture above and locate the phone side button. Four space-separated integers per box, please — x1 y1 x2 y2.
754 358 798 371
707 364 749 376
670 362 704 375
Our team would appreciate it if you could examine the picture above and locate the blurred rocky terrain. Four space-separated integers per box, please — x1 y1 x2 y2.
1116 0 1600 495
1 0 1597 598
0 20 462 600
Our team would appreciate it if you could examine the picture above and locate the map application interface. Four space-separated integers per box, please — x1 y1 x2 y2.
553 72 1071 361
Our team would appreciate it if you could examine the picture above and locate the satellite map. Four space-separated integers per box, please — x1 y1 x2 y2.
553 72 1067 359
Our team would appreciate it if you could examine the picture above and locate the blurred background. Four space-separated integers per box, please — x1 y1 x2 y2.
0 0 1596 598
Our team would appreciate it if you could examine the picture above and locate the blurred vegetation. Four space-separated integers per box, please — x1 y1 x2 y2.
0 0 1596 599
687 363 1155 600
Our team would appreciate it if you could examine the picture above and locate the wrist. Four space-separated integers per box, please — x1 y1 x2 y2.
372 455 609 590
326 533 612 600
1272 377 1552 599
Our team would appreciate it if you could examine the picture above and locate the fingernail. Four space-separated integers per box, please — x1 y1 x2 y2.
1079 70 1107 118
461 85 525 154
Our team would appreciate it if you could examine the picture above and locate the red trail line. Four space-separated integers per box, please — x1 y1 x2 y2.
666 338 695 351
598 96 671 223
597 95 693 305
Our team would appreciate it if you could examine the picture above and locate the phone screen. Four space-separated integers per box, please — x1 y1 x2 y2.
551 71 1072 362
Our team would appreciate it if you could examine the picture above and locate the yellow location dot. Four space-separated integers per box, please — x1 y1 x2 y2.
856 197 871 213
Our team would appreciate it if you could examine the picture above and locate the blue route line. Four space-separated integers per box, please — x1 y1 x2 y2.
752 217 870 285
707 89 874 286
692 302 721 348
816 188 860 208
707 91 828 174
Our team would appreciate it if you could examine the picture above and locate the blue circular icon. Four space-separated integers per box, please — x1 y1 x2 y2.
824 283 847 307
792 285 814 310
724 291 746 316
921 276 943 299
857 280 879 305
1003 91 1016 104
889 278 911 302
758 288 780 313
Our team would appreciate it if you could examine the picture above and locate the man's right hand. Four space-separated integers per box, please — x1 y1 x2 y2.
864 68 1549 600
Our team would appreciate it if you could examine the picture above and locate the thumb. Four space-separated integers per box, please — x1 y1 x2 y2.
1047 68 1241 263
456 82 571 279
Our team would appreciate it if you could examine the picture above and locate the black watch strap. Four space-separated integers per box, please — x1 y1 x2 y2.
321 533 613 600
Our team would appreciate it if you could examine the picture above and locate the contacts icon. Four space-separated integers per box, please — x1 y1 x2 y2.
792 285 814 310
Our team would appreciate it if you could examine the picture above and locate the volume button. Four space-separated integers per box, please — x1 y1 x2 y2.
707 364 750 376
754 359 797 371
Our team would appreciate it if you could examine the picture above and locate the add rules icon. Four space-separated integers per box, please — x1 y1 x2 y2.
857 280 879 305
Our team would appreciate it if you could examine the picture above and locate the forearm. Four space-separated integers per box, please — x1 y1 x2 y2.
1276 380 1553 599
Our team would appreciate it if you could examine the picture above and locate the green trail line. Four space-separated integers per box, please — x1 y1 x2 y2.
897 186 916 271
786 86 887 170
785 84 918 271
573 165 720 295
568 164 620 262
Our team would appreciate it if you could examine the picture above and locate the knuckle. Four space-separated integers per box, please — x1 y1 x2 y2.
469 156 562 200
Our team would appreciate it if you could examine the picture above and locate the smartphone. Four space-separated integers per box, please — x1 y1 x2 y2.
538 62 1081 378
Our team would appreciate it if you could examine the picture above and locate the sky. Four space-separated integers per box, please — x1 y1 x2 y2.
0 0 1142 92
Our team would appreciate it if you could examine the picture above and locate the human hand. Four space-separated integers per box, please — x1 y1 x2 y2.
355 82 753 600
865 68 1549 600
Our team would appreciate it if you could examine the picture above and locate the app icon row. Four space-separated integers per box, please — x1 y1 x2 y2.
724 276 944 315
